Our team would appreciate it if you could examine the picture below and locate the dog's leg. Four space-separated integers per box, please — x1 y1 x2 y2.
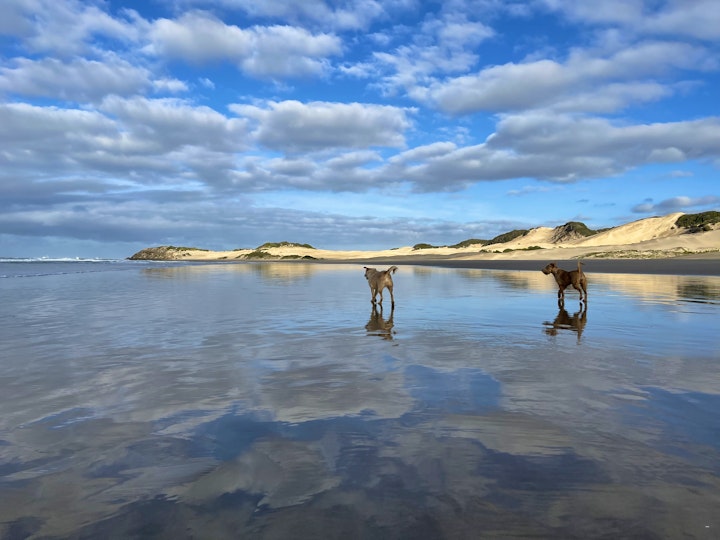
388 283 395 307
573 278 586 303
577 261 587 302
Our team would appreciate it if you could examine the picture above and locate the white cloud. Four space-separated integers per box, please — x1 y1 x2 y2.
232 100 414 152
386 112 720 190
543 0 720 40
0 102 115 161
147 12 253 62
0 0 145 56
147 12 342 78
181 0 390 31
640 0 720 40
152 78 189 94
0 97 248 191
100 96 245 140
372 13 495 96
199 77 215 89
389 142 458 165
423 40 713 114
489 113 720 163
0 56 153 102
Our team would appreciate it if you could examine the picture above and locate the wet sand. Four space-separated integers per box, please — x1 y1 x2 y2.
325 255 720 276
1 261 719 538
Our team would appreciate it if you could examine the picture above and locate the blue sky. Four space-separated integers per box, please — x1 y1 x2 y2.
1 0 719 258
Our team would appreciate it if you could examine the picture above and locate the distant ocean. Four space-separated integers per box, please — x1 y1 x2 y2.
0 257 192 279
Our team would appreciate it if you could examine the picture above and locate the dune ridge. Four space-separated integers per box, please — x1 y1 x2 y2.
129 212 720 262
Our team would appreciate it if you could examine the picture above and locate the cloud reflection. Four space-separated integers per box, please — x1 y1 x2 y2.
1 263 719 538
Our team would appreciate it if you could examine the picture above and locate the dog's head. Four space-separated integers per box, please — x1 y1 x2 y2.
541 263 557 275
363 266 375 280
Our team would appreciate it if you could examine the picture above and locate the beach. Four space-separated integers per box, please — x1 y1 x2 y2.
128 212 720 277
1 259 719 538
340 256 720 276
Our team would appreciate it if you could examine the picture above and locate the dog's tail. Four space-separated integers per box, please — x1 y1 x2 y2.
387 265 398 274
577 260 585 276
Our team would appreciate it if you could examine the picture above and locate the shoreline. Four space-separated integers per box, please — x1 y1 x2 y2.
127 213 720 274
299 255 720 277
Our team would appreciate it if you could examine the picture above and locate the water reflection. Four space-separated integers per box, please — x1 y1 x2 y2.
1 262 719 539
442 266 720 306
249 261 318 284
677 280 720 303
543 300 588 342
365 305 395 339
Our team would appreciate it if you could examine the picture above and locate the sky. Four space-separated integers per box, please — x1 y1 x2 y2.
1 0 719 259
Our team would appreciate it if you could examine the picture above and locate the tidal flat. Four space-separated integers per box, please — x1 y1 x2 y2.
1 260 719 539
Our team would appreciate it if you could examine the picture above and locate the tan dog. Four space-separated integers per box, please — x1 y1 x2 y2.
363 266 398 307
541 261 587 302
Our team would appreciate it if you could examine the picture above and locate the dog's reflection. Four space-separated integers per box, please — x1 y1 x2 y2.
543 300 587 342
365 305 395 340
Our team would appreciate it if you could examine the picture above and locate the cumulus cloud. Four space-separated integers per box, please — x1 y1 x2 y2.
0 97 248 193
181 0 389 31
542 0 720 41
372 13 495 97
0 0 145 56
147 12 342 78
98 96 248 154
380 112 720 190
0 56 154 102
232 100 414 152
423 41 713 114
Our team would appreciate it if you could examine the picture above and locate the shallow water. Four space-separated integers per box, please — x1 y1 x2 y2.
1 261 719 539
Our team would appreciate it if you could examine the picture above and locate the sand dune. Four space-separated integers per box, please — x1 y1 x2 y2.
129 212 720 262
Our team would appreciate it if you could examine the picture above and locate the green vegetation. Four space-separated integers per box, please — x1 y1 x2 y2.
240 250 318 260
257 241 315 249
450 238 489 248
562 221 597 237
675 211 720 231
412 243 437 250
166 246 207 251
489 229 528 244
500 246 544 253
244 250 274 259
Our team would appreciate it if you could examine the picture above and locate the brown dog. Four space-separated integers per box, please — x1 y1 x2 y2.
541 261 587 302
363 266 398 307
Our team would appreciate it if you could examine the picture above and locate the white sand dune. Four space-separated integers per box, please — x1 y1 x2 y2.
130 212 720 262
